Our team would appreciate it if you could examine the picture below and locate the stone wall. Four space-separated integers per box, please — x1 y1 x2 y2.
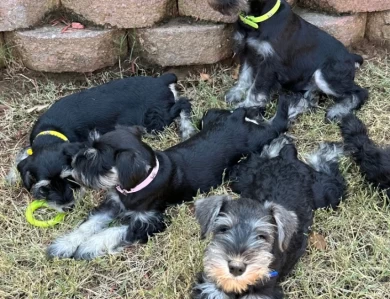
0 0 389 72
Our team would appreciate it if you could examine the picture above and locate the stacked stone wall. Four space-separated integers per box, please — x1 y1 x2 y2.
0 0 388 72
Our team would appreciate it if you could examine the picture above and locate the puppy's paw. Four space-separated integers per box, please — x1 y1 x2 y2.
73 226 128 260
47 232 83 259
225 87 246 104
325 107 345 123
260 135 292 159
238 92 268 108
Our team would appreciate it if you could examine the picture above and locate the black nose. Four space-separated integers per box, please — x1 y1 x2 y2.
228 261 246 277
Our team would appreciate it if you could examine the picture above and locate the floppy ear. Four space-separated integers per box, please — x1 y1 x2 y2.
62 143 85 158
194 195 231 238
265 201 298 252
115 150 151 190
16 158 34 190
115 125 146 139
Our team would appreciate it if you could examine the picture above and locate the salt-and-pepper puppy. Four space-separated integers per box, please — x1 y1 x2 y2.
208 0 368 121
8 74 192 212
46 96 303 260
340 113 390 198
193 136 346 298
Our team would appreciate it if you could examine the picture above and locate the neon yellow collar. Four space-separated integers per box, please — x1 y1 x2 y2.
239 0 281 29
27 130 69 156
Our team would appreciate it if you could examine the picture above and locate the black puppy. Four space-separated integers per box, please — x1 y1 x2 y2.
208 0 368 121
193 136 346 298
340 114 390 198
46 96 296 260
9 74 192 211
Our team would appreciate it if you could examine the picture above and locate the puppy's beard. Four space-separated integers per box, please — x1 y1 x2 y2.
208 0 249 15
72 168 118 190
204 245 273 294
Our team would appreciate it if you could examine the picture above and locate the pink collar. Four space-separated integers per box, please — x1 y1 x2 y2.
116 158 159 194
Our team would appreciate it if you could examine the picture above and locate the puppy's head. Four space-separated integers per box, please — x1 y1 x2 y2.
208 0 249 15
71 126 156 191
17 143 84 210
195 196 298 294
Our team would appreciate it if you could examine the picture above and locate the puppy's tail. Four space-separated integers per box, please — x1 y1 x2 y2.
340 113 373 156
159 73 178 85
305 142 346 209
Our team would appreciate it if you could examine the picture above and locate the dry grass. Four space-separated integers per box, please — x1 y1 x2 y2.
0 53 390 299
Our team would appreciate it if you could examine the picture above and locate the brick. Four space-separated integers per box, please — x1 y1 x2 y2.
62 0 175 29
134 19 234 67
0 33 6 68
5 26 127 73
299 0 390 14
295 8 367 46
367 10 390 49
178 0 237 23
0 0 58 31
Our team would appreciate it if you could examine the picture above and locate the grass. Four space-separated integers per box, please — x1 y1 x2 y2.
0 51 390 298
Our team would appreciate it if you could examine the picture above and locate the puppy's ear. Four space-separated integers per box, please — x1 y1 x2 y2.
62 143 85 159
265 201 298 252
115 125 146 138
194 195 231 238
115 150 150 190
17 158 34 191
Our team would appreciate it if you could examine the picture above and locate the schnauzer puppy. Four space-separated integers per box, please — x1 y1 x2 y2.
46 95 300 260
193 136 346 298
9 74 193 211
208 0 368 121
340 113 390 197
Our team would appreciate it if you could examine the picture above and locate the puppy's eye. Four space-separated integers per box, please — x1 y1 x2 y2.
217 226 229 234
257 234 267 241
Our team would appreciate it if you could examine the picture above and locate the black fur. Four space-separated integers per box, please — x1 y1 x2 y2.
16 74 191 209
49 96 292 259
213 0 368 121
340 114 390 198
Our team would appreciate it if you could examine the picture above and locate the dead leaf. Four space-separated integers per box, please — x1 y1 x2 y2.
26 104 49 113
232 64 240 80
309 232 327 251
200 73 210 81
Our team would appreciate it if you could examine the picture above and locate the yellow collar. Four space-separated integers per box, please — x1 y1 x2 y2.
239 0 281 29
27 130 69 156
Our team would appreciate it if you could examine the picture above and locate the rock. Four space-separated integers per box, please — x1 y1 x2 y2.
62 0 176 28
367 10 390 49
134 19 234 67
0 33 6 68
0 0 59 31
299 0 390 14
178 0 237 23
295 8 367 46
5 26 127 73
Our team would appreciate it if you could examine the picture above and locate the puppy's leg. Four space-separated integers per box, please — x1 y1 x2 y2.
313 65 368 122
179 106 196 141
226 61 254 104
238 71 275 108
192 273 229 299
124 210 166 244
5 146 29 185
305 143 346 209
326 86 368 122
260 135 292 159
47 191 124 259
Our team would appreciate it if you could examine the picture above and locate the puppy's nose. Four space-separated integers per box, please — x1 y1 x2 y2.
228 261 246 277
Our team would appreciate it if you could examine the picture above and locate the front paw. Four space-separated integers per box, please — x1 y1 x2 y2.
325 106 345 123
73 226 128 260
225 87 246 104
47 233 83 259
236 92 268 108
